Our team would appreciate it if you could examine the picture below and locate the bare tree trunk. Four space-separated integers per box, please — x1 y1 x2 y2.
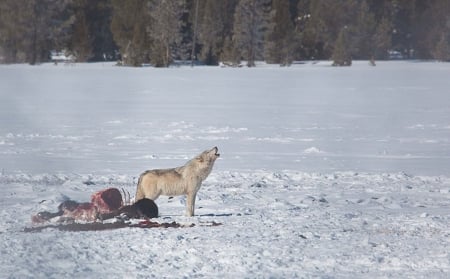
190 0 199 67
29 2 38 65
165 43 170 67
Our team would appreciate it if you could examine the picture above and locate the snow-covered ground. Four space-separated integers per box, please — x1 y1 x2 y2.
1 61 449 278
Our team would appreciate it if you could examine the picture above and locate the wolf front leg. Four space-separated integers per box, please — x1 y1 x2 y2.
185 192 197 217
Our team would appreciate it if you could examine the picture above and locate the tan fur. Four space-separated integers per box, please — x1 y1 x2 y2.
135 147 220 216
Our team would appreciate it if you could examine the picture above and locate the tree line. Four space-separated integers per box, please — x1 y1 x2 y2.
0 0 449 67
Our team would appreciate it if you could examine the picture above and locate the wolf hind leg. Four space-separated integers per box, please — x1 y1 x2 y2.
135 184 146 201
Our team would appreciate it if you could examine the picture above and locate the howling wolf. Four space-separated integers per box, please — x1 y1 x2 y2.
135 147 220 216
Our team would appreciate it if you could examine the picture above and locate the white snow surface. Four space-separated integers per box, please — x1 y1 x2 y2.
1 61 450 278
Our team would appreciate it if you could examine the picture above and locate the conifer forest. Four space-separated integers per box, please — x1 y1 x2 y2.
0 0 449 66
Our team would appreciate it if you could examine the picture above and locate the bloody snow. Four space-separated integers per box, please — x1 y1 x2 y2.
0 61 449 278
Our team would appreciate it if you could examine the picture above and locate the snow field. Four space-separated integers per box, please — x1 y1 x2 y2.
1 61 450 175
1 171 450 277
1 61 450 277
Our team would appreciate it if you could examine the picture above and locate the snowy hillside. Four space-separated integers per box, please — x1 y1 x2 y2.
1 61 449 278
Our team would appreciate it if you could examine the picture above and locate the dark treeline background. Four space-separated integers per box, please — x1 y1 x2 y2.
0 0 449 67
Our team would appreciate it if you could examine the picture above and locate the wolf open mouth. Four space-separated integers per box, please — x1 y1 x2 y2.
213 146 220 157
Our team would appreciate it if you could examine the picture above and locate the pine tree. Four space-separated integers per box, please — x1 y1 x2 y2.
71 0 93 62
265 0 295 65
300 0 357 60
0 0 29 63
27 0 74 65
232 0 269 67
197 0 220 65
373 17 392 59
433 33 450 61
196 0 236 65
415 0 450 59
384 0 416 58
332 27 352 66
0 0 73 64
350 0 376 59
130 18 151 66
148 0 185 67
295 0 313 59
110 0 150 66
220 36 240 66
81 0 117 61
215 1 239 64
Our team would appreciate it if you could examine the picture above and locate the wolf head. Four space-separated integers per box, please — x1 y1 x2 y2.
196 146 220 163
184 146 220 180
